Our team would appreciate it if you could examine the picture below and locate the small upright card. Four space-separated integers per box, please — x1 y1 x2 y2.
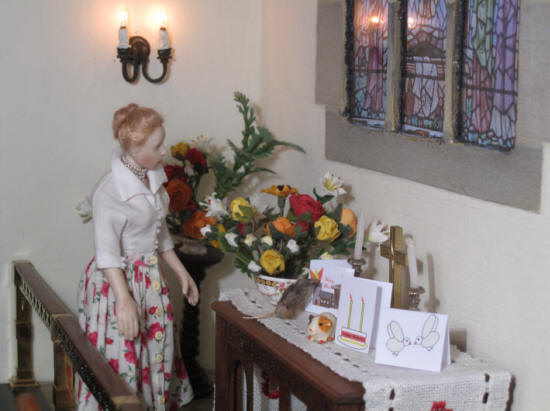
306 259 355 316
374 308 451 372
361 279 392 349
334 277 380 353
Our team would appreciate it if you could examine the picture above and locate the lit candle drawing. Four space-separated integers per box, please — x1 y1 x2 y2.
353 210 365 260
359 296 365 332
118 8 129 49
347 293 353 328
159 9 170 50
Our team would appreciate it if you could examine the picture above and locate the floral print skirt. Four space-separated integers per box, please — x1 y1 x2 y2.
76 254 193 410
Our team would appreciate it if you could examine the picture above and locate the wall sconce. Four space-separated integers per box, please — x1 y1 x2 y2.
116 8 172 84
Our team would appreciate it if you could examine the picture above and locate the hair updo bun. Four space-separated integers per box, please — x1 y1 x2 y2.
112 103 164 150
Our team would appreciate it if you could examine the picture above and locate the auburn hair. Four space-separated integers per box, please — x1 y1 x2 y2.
112 103 164 150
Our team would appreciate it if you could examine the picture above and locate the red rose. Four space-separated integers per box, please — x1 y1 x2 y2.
295 220 310 233
141 367 150 385
88 332 98 346
175 358 188 379
108 358 119 373
289 194 324 229
237 222 246 235
166 303 173 321
105 337 114 345
124 349 136 364
148 322 164 340
164 165 186 181
101 282 109 297
185 148 206 167
149 306 157 315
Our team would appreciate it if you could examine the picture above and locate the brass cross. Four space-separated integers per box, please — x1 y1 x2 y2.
380 226 408 308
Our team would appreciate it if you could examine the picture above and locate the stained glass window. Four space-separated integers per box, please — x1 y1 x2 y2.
460 0 520 150
401 0 447 138
349 0 389 127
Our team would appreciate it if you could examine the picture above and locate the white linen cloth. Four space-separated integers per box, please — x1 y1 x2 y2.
219 287 512 411
92 147 174 269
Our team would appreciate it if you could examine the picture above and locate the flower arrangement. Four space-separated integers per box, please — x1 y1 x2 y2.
164 92 304 243
200 173 358 279
164 137 213 239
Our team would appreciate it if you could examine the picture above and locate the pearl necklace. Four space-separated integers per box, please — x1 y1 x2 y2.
121 154 148 183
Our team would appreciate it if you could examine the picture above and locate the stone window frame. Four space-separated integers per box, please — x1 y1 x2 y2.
317 0 543 212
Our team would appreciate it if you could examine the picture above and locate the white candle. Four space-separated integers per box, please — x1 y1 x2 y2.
159 28 170 50
118 27 129 49
353 210 365 260
118 9 129 48
405 237 418 288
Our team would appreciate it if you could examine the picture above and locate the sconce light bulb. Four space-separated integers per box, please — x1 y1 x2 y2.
119 8 128 27
159 9 168 28
370 16 380 24
408 17 414 27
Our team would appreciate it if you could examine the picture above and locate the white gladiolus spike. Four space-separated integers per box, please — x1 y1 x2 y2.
320 172 346 196
225 232 239 248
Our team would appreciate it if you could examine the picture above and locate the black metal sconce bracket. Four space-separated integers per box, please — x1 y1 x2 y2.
117 36 172 84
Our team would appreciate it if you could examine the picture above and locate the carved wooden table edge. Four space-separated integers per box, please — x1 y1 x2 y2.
212 300 365 411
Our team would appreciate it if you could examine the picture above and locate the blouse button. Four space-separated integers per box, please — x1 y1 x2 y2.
155 353 163 363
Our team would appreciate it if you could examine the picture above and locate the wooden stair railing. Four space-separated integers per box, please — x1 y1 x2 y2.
10 260 144 411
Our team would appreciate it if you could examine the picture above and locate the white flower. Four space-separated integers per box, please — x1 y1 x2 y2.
184 160 195 176
191 134 211 151
225 232 239 248
320 251 334 260
202 193 228 219
261 235 273 247
248 261 262 273
244 234 257 247
320 172 346 196
76 197 93 223
237 166 246 174
200 225 212 237
368 222 390 244
286 239 299 254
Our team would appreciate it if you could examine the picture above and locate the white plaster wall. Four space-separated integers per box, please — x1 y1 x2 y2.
0 0 260 380
259 1 550 410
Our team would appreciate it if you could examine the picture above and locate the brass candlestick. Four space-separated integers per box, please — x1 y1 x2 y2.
347 257 366 277
408 286 425 311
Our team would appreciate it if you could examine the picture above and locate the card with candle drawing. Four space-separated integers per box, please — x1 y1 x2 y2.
305 260 355 316
335 277 380 353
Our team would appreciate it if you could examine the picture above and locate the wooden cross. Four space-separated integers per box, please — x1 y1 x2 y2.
380 226 408 308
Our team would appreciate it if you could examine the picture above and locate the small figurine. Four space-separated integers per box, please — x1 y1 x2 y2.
307 312 337 344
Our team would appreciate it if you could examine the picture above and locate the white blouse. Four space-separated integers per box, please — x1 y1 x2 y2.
92 147 174 269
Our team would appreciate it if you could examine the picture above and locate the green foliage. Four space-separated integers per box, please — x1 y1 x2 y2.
210 92 305 199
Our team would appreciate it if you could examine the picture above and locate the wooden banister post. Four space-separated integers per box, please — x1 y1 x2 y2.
9 270 38 391
53 339 75 410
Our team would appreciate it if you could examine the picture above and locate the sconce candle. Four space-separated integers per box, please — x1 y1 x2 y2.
159 28 170 50
118 8 129 48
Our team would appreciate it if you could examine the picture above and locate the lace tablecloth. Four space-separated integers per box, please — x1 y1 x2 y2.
219 287 512 411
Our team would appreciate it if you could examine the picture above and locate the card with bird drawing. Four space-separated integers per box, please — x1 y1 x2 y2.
334 277 380 353
374 308 450 372
305 259 355 316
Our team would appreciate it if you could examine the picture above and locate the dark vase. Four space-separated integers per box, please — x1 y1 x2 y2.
175 240 224 399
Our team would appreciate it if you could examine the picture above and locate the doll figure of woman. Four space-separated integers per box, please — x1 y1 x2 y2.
76 103 198 410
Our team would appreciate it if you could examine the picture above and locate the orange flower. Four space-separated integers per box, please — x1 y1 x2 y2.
339 208 357 237
183 211 216 239
267 217 296 238
261 185 299 197
165 179 193 212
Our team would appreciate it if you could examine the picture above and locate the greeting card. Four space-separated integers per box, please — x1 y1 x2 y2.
334 277 380 353
374 308 451 372
305 259 355 316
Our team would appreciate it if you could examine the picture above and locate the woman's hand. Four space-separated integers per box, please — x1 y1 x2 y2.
180 272 199 306
116 294 140 339
160 249 200 306
102 268 141 340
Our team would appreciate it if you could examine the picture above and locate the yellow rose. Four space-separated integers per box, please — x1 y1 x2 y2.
314 215 341 242
230 197 253 222
260 249 285 275
170 142 190 158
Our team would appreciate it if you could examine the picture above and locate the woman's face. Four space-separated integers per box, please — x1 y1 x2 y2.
128 126 168 169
